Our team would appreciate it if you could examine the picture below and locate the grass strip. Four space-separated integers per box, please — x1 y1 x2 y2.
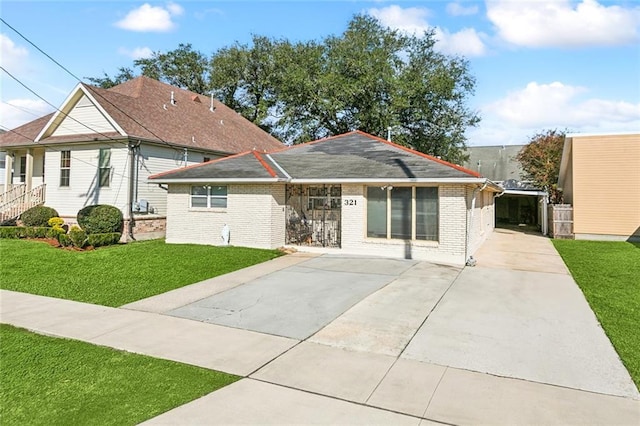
0 239 281 307
0 324 239 426
553 239 640 389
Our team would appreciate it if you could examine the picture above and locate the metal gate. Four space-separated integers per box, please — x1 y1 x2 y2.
285 184 341 248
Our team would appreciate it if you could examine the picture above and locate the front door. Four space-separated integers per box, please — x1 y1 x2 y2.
285 184 341 248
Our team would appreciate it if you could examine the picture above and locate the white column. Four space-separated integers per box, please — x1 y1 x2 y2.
4 152 13 189
25 148 33 191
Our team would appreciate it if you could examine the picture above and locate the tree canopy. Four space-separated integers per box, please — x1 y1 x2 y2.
516 129 566 203
88 15 479 163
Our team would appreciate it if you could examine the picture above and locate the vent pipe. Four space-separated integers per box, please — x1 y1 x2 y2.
170 91 176 106
210 93 215 112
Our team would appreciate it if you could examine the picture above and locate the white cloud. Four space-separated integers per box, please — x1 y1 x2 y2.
368 5 487 57
0 99 53 130
446 2 479 16
435 27 487 57
118 46 154 59
477 81 640 144
487 0 640 47
114 3 183 32
0 34 28 72
368 5 432 36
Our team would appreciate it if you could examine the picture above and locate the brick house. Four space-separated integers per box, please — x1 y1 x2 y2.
0 76 283 238
150 131 502 265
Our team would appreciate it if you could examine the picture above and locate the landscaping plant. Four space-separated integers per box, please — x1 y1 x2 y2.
19 205 59 227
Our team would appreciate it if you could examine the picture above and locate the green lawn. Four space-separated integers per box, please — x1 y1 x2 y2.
0 324 239 426
0 239 282 307
553 239 640 389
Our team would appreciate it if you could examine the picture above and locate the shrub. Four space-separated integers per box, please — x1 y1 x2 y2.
68 225 87 248
77 205 123 235
46 227 67 239
48 217 64 228
58 233 73 247
0 227 22 239
20 206 59 227
87 233 122 247
0 226 51 239
24 227 49 239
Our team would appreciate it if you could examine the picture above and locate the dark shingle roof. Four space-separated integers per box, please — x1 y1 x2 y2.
150 131 483 182
0 76 283 153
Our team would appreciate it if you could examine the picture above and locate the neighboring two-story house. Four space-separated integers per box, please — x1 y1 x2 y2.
0 76 283 239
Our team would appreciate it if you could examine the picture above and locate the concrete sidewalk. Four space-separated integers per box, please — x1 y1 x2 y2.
2 233 639 425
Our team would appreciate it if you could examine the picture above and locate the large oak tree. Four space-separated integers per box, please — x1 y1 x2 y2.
89 15 480 163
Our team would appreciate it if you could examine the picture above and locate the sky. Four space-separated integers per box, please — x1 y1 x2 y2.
1 0 639 146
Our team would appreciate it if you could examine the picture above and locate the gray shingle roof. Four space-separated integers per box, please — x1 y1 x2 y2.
150 131 484 182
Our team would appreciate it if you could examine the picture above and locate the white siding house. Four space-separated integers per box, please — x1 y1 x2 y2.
0 77 284 236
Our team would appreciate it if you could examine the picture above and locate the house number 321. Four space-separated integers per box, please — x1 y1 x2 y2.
343 199 357 206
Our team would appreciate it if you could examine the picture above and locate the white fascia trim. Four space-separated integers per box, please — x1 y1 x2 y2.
265 154 291 179
148 178 283 184
288 178 491 184
502 189 547 196
35 84 127 142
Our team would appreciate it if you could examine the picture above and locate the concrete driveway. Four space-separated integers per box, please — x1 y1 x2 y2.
125 229 638 401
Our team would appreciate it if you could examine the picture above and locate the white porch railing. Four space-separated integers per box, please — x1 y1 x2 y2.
0 184 47 223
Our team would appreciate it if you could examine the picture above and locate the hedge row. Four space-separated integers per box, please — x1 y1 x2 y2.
0 226 121 248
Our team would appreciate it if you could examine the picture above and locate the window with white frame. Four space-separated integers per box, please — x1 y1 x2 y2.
60 151 71 187
366 186 438 241
60 151 71 186
98 148 111 187
191 185 227 208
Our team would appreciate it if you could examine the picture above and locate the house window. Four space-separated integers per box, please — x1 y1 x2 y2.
191 185 227 208
98 148 111 187
60 151 70 187
19 156 26 183
366 186 439 241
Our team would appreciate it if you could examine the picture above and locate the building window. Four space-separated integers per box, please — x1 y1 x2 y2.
60 151 70 187
98 148 111 187
191 185 227 208
366 186 438 241
19 156 26 183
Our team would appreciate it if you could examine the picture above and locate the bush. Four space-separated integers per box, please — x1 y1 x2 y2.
77 205 123 235
0 227 22 239
0 226 50 239
87 233 122 247
58 233 73 247
24 227 50 239
48 217 64 228
68 225 87 248
20 206 59 227
46 227 66 239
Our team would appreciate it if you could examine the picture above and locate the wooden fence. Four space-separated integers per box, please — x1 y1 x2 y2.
548 204 573 239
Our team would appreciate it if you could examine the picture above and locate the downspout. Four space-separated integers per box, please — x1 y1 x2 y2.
127 141 137 241
466 180 489 266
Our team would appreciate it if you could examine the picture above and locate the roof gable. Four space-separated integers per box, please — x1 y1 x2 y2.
36 84 125 141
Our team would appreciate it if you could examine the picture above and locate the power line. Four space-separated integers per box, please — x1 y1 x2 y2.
1 17 184 154
1 66 128 147
0 124 131 181
1 101 47 119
